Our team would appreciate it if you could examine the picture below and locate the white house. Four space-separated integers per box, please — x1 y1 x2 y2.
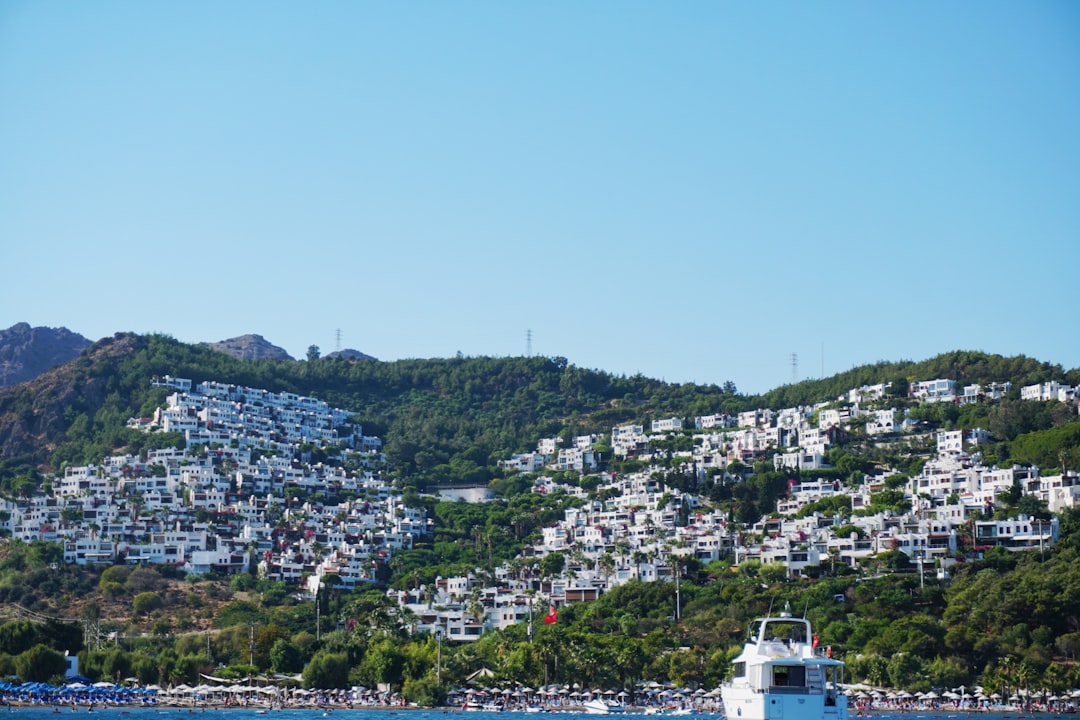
866 409 896 436
911 379 957 403
974 515 1059 552
936 430 963 455
773 451 826 472
695 413 734 430
652 417 683 433
1021 381 1075 403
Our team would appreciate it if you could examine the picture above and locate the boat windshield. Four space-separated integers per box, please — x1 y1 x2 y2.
751 618 809 644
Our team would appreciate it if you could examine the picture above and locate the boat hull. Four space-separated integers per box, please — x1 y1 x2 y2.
583 700 624 714
721 687 848 720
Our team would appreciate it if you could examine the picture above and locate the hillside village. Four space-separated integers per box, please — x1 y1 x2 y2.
1 374 1078 644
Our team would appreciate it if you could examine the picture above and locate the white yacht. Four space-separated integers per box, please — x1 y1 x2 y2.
583 698 625 715
720 607 847 720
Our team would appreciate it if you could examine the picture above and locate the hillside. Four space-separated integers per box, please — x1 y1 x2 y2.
0 323 92 388
1 334 1080 696
0 333 145 478
0 334 1076 485
0 334 749 479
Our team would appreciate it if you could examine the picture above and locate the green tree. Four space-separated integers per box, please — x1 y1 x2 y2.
359 638 405 691
99 564 131 597
0 620 40 656
269 639 304 674
886 651 927 691
403 674 446 707
132 592 164 616
101 647 132 683
14 643 67 682
302 650 349 689
254 625 292 669
540 551 566 577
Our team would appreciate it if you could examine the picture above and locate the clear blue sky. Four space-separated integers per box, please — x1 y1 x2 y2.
2 2 1078 394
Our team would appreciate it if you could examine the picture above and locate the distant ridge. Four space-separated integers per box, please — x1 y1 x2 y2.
326 348 378 361
202 334 294 361
0 322 93 387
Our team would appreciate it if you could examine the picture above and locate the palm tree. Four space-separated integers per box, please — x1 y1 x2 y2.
395 605 419 636
598 553 616 585
468 587 486 625
998 656 1014 699
1016 662 1033 710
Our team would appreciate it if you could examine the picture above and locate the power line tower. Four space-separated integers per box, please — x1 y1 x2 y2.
526 329 532 357
335 328 342 352
791 352 798 384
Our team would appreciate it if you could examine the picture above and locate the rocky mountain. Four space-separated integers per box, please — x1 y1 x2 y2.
201 334 294 360
0 323 93 388
325 347 378 361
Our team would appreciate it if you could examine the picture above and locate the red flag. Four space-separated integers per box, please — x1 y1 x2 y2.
812 634 820 649
544 604 557 625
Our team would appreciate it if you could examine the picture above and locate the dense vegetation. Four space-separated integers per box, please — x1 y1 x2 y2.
2 335 1076 491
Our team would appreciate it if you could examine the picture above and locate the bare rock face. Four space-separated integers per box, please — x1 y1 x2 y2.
0 322 94 387
202 334 295 361
325 348 378 361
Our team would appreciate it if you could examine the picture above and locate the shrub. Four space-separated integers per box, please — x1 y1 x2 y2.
132 592 164 616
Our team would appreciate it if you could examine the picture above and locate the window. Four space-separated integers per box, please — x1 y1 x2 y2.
772 666 806 688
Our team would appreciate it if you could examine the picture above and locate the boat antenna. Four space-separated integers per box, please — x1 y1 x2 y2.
767 597 775 616
802 599 809 619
